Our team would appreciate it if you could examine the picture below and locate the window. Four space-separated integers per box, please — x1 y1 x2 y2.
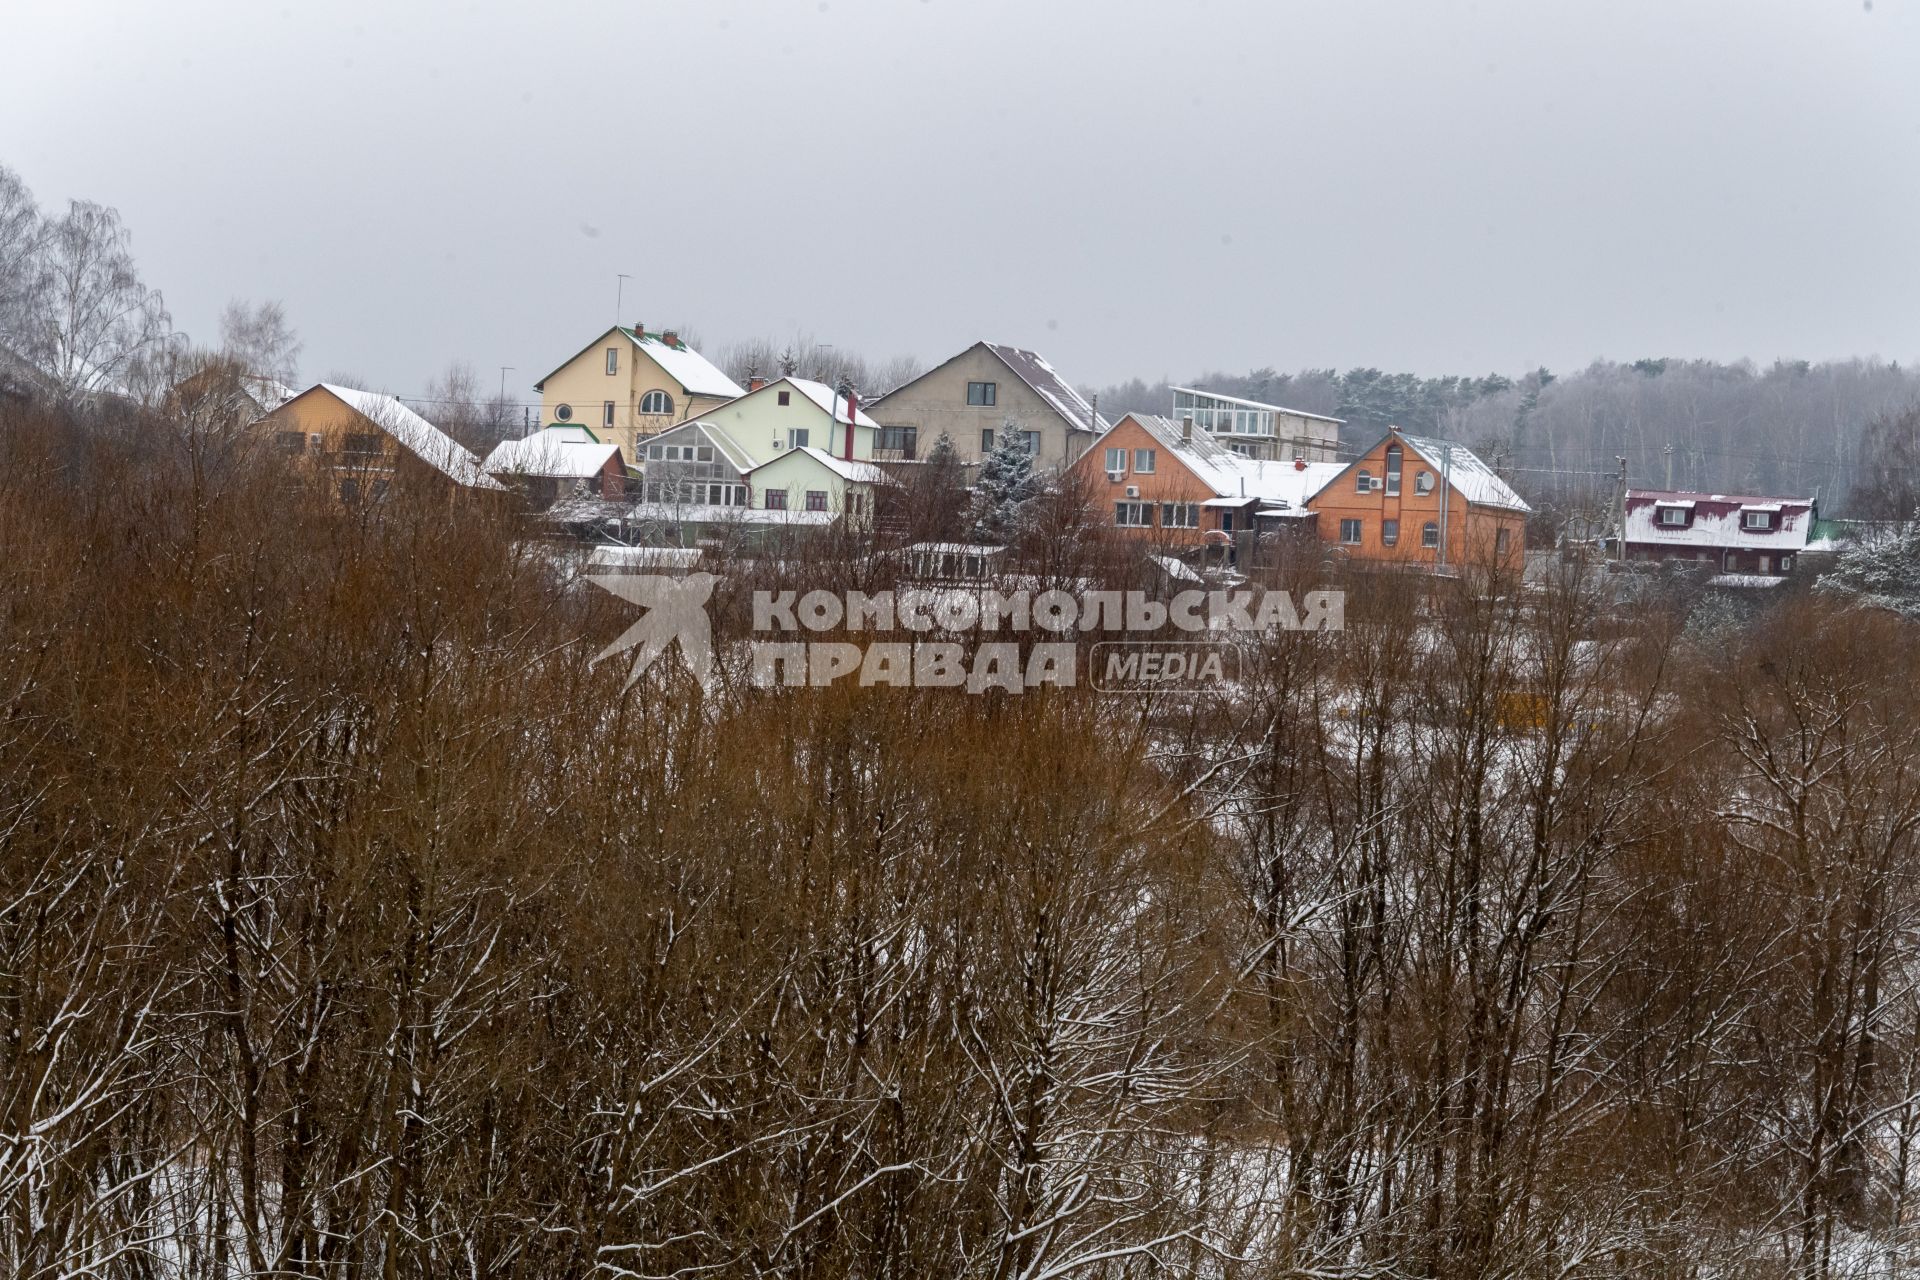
806 490 828 512
275 430 306 453
1495 527 1512 555
847 491 865 517
605 347 618 375
787 428 809 450
555 403 573 421
1385 445 1402 495
1115 501 1153 527
879 425 918 457
777 390 791 406
1415 470 1435 494
646 444 662 460
981 428 995 453
342 432 383 456
1019 431 1041 456
1133 448 1156 473
1422 521 1439 547
339 478 360 503
1659 506 1688 527
1741 510 1775 530
1340 518 1363 544
1780 553 1794 572
1382 518 1399 546
1161 502 1199 528
603 401 615 428
1104 447 1127 474
967 381 997 406
1220 512 1234 532
640 389 674 415
765 488 788 510
1355 468 1372 493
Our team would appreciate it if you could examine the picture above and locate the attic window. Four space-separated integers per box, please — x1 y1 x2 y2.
605 348 618 375
640 390 673 415
778 390 791 406
1741 510 1775 530
1658 506 1688 527
555 403 573 422
1415 470 1435 494
1355 468 1371 494
967 381 997 406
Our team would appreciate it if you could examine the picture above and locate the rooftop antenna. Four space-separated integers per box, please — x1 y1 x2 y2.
615 274 632 324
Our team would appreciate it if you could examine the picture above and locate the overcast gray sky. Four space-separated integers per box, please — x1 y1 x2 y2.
3 0 1916 399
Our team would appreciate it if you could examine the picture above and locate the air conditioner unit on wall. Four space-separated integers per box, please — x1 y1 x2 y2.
1371 477 1384 491
1125 485 1140 498
1107 470 1125 482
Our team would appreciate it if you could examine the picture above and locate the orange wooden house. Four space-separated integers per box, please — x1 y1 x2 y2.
1305 430 1528 575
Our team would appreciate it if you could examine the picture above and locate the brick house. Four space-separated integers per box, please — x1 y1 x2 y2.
1306 430 1529 574
1622 489 1814 576
1066 412 1344 547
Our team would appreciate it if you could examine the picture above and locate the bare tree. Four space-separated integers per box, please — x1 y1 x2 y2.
217 298 301 386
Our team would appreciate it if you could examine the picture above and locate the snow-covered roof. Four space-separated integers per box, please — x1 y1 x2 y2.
983 343 1109 434
1391 432 1530 512
1149 553 1204 584
587 545 704 570
315 383 505 490
1624 489 1814 552
625 329 744 398
243 376 298 414
485 426 623 479
626 500 835 527
1119 414 1346 507
909 541 1007 556
1170 385 1344 424
531 326 745 399
779 377 881 428
755 445 894 485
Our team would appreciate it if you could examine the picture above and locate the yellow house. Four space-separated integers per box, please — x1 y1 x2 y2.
257 383 505 501
532 324 745 457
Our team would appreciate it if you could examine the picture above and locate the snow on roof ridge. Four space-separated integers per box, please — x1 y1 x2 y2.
1390 430 1530 513
317 383 505 490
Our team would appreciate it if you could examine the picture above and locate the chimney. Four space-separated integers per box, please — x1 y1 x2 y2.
1181 416 1193 443
633 322 644 339
1293 457 1307 471
749 376 767 393
843 388 859 461
661 329 679 349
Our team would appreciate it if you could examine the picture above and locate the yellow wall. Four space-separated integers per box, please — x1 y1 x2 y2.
867 345 1094 470
536 330 734 458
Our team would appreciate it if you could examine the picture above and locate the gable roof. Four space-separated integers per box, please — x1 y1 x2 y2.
1391 432 1529 511
747 445 894 485
777 376 880 427
532 325 745 399
870 341 1109 434
484 426 623 479
1115 413 1345 507
304 383 505 490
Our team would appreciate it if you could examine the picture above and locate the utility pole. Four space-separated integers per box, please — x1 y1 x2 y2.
1614 455 1629 559
1663 441 1674 489
615 273 632 324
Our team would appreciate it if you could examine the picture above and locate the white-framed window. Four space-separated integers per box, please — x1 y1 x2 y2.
1422 521 1439 547
1104 447 1127 474
640 389 674 415
555 403 573 421
967 381 997 406
603 401 615 428
1385 444 1402 496
1340 518 1363 544
1160 502 1199 528
787 428 809 450
1780 553 1794 572
1133 448 1156 473
1355 468 1371 493
1382 518 1399 546
605 347 619 375
1659 506 1688 526
1415 470 1435 494
1115 501 1153 527
1741 510 1774 530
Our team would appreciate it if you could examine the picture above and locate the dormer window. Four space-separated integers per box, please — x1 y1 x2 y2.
1741 509 1776 530
1658 506 1688 527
